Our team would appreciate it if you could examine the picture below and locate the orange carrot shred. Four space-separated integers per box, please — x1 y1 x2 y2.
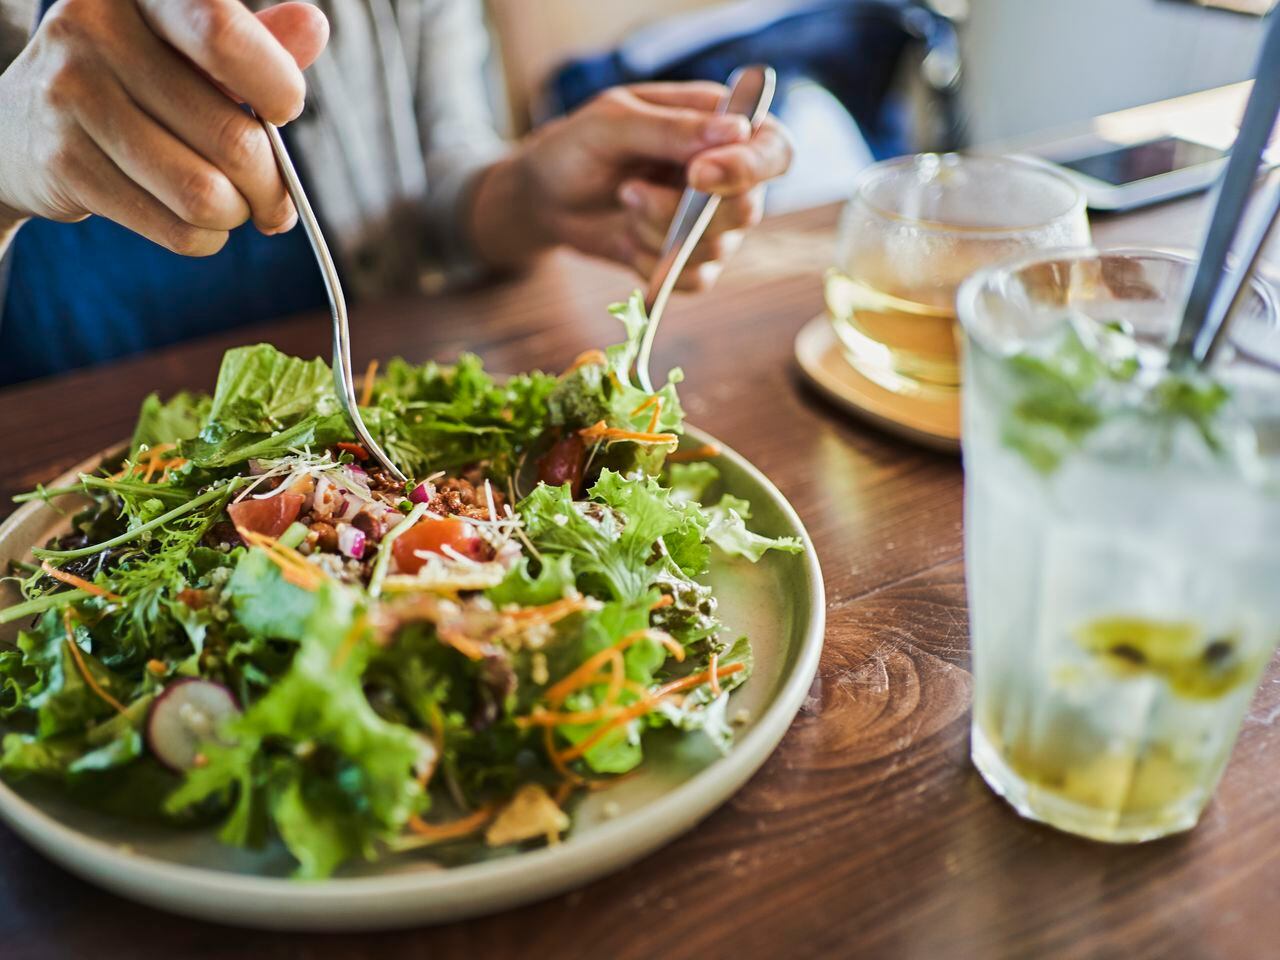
330 616 368 669
336 441 370 459
545 725 586 786
708 650 721 696
407 804 496 841
555 662 745 763
62 609 127 716
360 358 379 408
666 444 721 462
561 349 608 378
238 529 326 591
577 421 678 446
646 397 663 435
629 394 659 417
41 561 122 602
650 594 674 611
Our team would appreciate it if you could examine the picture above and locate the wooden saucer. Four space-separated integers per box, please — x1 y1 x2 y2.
794 314 961 453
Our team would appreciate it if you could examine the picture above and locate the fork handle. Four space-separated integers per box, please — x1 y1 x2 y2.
635 65 777 392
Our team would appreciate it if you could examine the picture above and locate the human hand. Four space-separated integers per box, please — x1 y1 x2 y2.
470 81 793 290
0 0 328 257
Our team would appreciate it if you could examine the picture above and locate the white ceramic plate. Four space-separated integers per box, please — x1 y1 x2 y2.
0 428 824 930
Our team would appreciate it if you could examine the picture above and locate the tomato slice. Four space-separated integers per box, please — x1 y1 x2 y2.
537 434 586 495
393 516 486 574
227 493 305 540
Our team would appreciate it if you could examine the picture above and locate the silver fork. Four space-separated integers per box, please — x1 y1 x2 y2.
260 120 410 483
633 65 777 393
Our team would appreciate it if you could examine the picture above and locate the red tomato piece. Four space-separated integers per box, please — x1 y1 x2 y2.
227 493 305 540
537 434 586 495
393 516 487 574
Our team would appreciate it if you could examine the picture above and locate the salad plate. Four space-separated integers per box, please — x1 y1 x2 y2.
0 302 823 930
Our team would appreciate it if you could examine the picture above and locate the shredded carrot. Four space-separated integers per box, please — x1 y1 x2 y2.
158 458 188 479
336 441 370 460
500 595 589 629
238 529 326 591
650 594 674 611
544 630 671 706
330 616 369 669
629 394 660 417
606 649 625 706
556 662 745 763
708 649 721 696
561 349 607 378
578 420 678 446
359 358 379 408
62 609 127 715
666 444 722 463
518 703 625 729
646 398 663 435
436 624 488 661
146 659 167 677
41 561 122 602
109 443 184 482
544 725 586 786
553 780 574 805
407 803 496 842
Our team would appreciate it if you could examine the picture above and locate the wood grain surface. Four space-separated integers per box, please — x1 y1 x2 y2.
2 199 1278 960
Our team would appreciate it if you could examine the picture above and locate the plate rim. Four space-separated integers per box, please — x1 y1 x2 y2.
0 426 825 928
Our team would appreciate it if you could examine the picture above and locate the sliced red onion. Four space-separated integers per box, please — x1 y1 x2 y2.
346 463 367 479
338 524 367 560
408 481 435 504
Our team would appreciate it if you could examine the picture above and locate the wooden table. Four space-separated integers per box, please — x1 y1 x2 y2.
2 195 1279 960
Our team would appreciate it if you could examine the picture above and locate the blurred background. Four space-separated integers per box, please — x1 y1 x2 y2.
481 0 1274 212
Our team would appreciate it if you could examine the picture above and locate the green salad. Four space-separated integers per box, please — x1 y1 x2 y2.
0 294 800 879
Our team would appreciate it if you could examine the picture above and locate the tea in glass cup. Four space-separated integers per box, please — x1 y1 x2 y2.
828 154 1090 401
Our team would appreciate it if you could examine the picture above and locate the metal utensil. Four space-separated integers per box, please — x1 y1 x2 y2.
260 120 409 483
633 65 777 393
1196 177 1280 366
1170 11 1280 369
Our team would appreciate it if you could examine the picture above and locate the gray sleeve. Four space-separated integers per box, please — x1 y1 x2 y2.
412 0 510 284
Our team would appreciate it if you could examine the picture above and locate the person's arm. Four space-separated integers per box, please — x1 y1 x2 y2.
414 1 792 290
0 0 329 262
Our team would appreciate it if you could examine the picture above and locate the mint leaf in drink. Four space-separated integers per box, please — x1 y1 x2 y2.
1153 375 1231 453
998 317 1234 473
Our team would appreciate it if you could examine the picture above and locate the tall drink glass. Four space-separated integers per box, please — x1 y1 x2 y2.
957 248 1280 842
828 154 1089 400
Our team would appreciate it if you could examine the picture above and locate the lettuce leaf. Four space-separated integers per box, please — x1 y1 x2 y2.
360 354 556 479
166 585 424 878
704 494 803 562
205 345 340 431
518 470 706 603
226 548 318 642
548 293 685 476
130 391 210 456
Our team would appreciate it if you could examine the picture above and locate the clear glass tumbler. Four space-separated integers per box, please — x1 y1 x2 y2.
957 247 1280 842
828 153 1089 400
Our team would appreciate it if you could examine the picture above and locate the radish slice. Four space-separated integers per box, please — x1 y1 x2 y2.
147 679 241 772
